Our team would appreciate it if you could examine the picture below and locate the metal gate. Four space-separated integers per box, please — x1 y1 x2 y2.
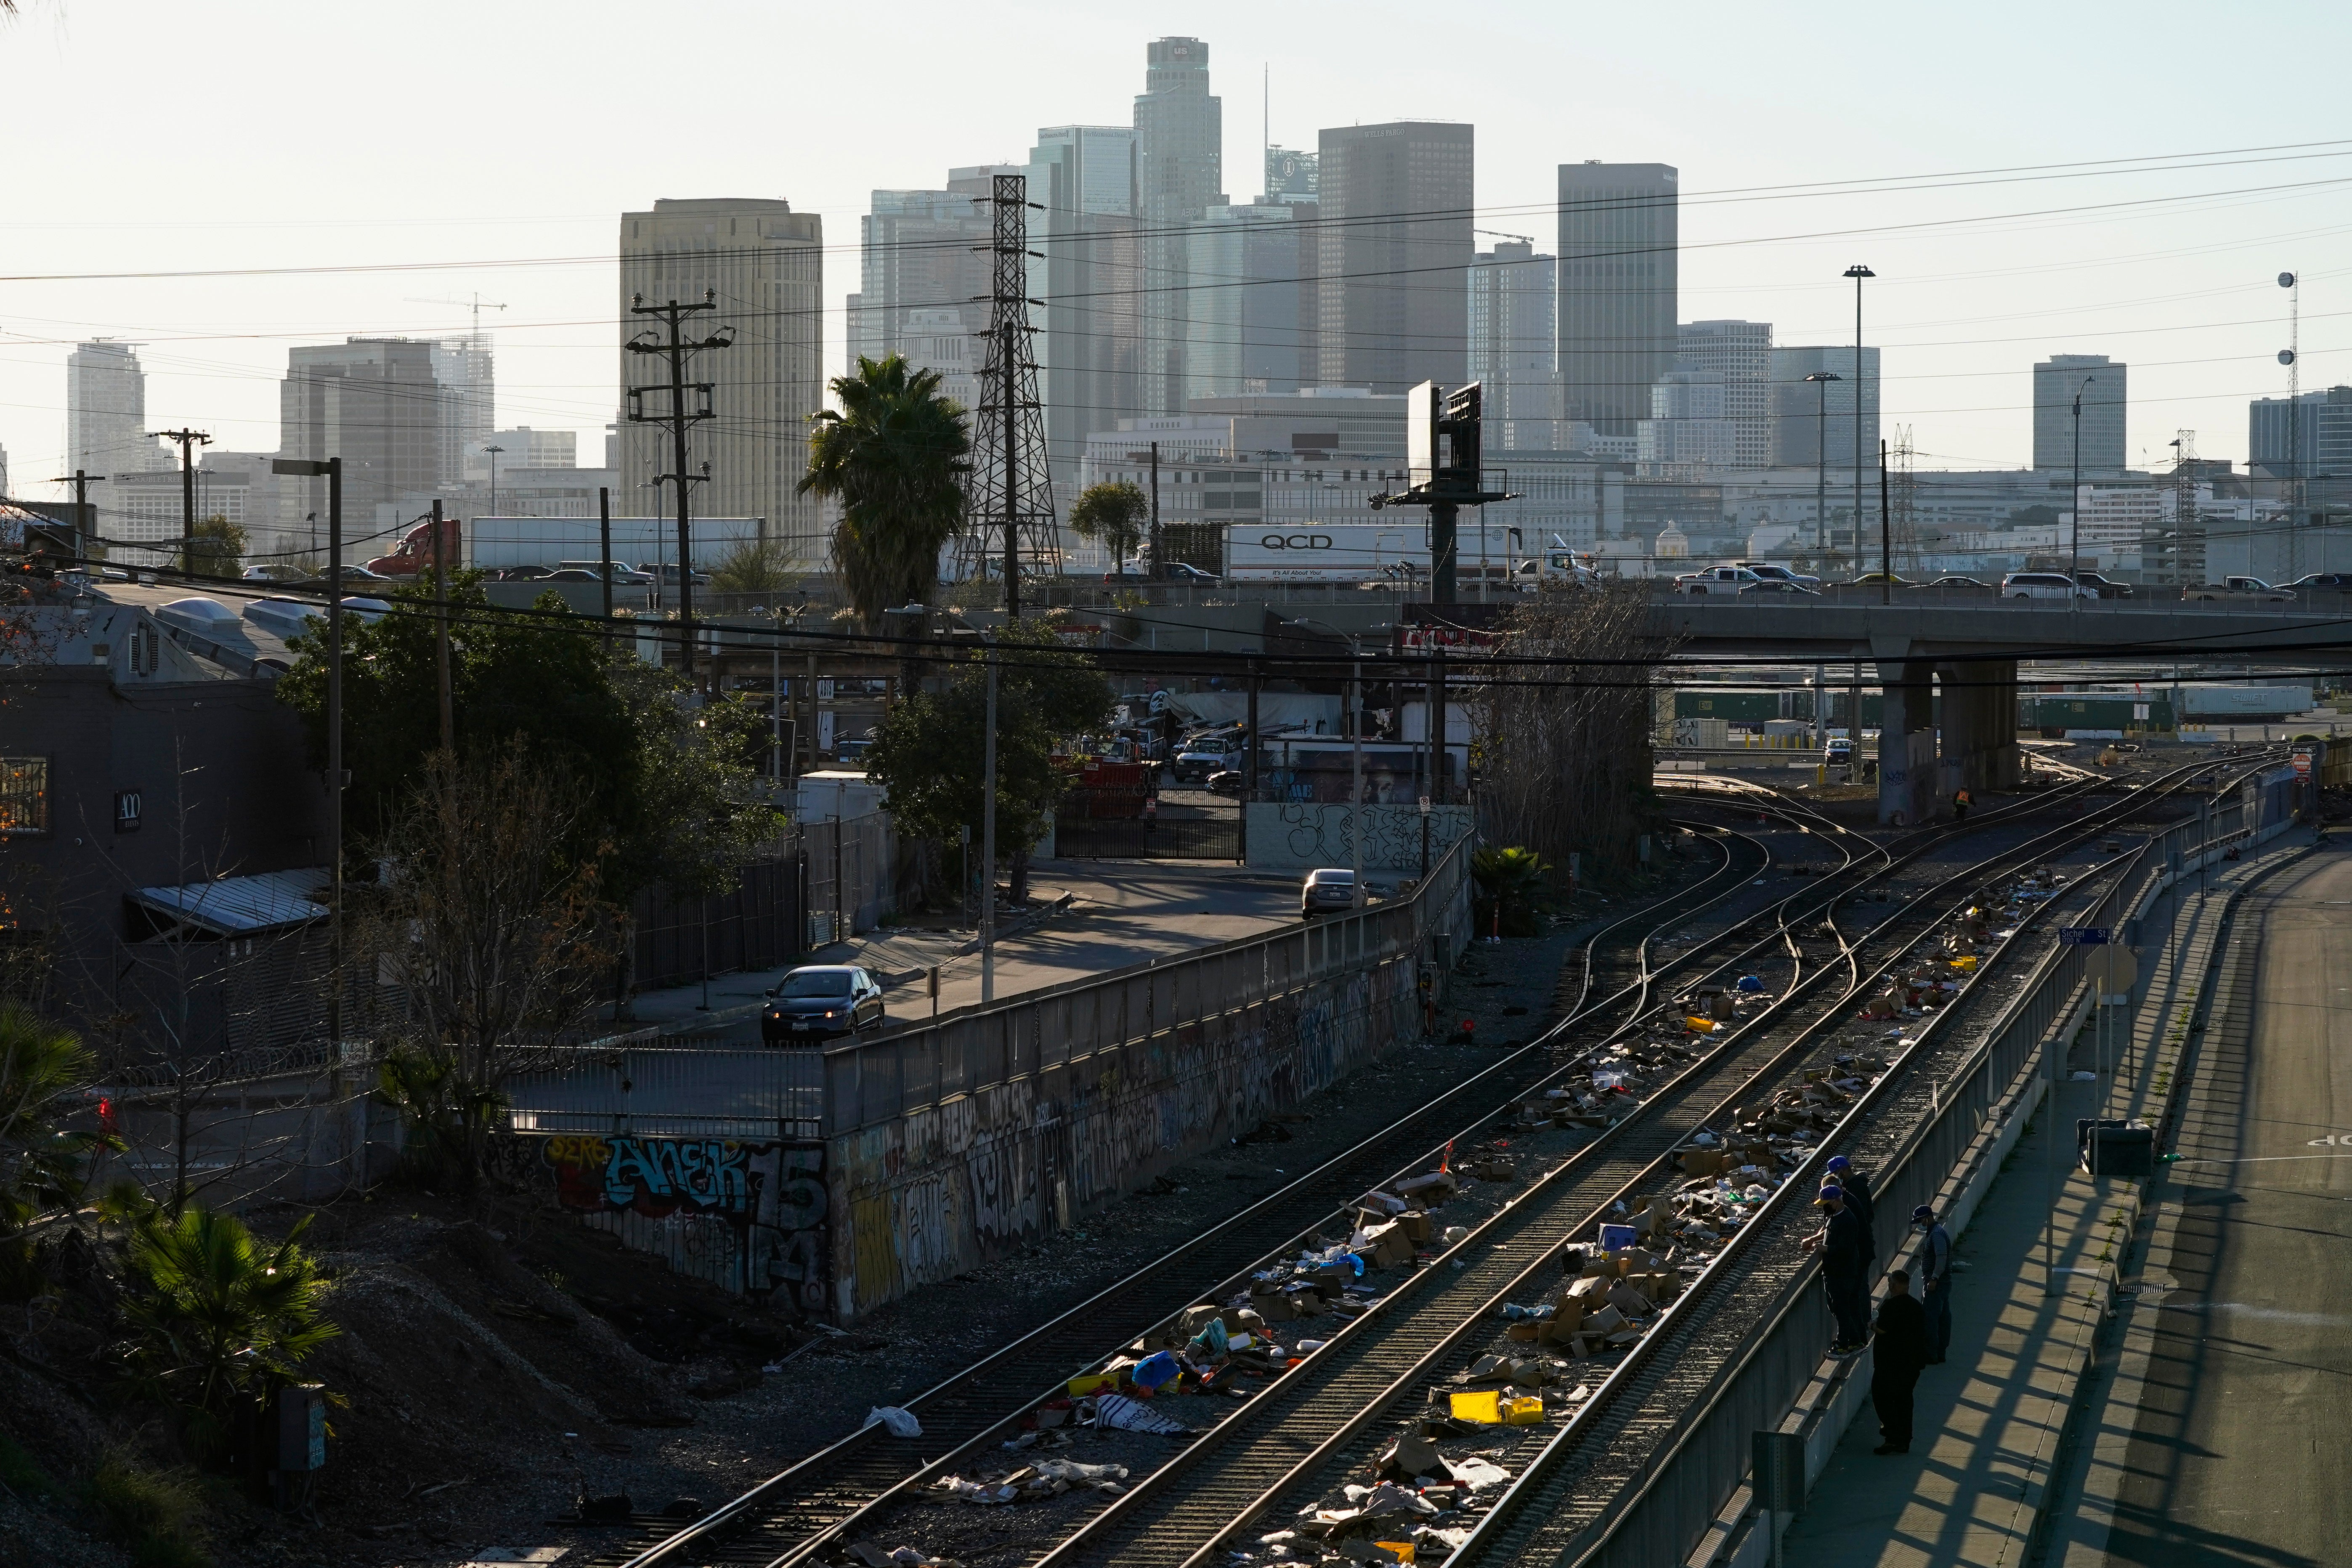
1052 812 1241 861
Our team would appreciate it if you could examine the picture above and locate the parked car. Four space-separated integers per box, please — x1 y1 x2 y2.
495 564 552 581
2071 570 2132 599
636 562 713 588
1824 735 1853 767
2001 571 2097 601
1847 572 1914 588
1735 562 1822 589
2185 576 2293 602
1300 868 1358 918
241 563 310 585
2284 572 2352 595
761 965 886 1044
1165 562 1220 584
544 568 602 581
1204 769 1247 798
1673 565 1767 595
1928 576 1993 590
556 559 654 584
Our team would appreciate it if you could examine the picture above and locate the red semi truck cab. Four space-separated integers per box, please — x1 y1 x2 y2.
366 515 462 578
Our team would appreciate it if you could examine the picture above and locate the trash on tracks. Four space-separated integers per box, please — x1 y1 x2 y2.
931 1455 1131 1505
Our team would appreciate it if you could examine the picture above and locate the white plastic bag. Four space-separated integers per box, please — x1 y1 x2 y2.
864 1406 923 1438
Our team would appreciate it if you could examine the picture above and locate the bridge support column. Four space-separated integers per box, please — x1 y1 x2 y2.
1936 658 2020 801
1877 659 1937 826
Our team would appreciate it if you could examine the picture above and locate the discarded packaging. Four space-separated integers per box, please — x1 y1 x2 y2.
864 1406 923 1438
1091 1393 1190 1435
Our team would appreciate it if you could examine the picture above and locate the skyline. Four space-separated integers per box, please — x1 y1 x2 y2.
4 1 2350 496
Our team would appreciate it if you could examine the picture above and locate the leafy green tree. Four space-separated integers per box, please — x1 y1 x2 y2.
181 515 246 581
799 355 971 627
121 1207 339 1459
1067 480 1150 576
275 574 773 904
0 1004 117 1288
865 619 1111 902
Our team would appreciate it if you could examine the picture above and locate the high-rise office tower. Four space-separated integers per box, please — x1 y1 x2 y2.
1183 200 1319 403
1265 146 1318 204
2032 354 2126 474
1676 321 1772 467
278 338 444 540
1469 241 1558 450
618 197 825 564
2250 386 2352 482
1135 37 1223 414
1638 369 1734 472
1317 121 1474 395
429 336 494 488
849 180 997 369
1557 162 1679 435
66 341 170 540
1029 129 1146 494
1768 345 1880 472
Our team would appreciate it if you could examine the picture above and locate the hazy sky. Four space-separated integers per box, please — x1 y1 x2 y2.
4 0 2349 496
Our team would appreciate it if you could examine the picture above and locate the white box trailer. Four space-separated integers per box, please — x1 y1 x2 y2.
462 515 769 573
1223 521 1556 583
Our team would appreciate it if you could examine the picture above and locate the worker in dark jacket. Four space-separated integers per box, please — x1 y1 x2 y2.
1802 1183 1871 1352
1912 1204 1954 1364
1827 1154 1876 1264
1871 1269 1931 1454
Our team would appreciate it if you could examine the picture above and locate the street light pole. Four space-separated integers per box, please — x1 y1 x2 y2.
980 631 999 1003
483 443 504 519
2070 376 2095 608
1807 371 1841 557
1843 265 1874 590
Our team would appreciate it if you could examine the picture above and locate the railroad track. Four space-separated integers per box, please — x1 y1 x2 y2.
591 824 1771 1568
1009 769 2179 1568
600 770 2128 1568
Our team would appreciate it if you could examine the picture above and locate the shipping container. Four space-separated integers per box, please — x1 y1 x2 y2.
1223 520 1535 583
2017 694 2175 732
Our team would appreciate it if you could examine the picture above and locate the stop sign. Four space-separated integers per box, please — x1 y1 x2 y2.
2294 752 2312 777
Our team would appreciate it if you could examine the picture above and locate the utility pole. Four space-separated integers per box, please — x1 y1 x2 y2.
597 485 614 625
626 289 733 681
271 457 343 1044
1149 440 1161 579
1844 265 1874 588
153 427 212 565
1879 440 1893 606
981 631 999 1003
432 498 453 751
46 470 106 557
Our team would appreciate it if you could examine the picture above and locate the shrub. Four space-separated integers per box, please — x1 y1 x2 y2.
88 1450 212 1568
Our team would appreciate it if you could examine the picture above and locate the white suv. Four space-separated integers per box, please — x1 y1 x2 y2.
1673 565 1766 595
2001 572 2096 601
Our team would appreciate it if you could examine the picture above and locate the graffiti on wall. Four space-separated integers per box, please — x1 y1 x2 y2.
509 1133 830 1315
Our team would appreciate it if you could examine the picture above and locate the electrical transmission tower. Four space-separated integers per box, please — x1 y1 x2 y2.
2169 430 2204 587
958 173 1060 617
1889 425 1919 575
625 288 734 679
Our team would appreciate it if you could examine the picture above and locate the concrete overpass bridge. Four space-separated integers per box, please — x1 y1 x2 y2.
1650 598 2352 823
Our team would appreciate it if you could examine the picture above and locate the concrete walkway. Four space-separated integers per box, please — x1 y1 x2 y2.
1775 849 2289 1568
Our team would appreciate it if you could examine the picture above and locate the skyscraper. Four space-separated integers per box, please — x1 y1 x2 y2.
1265 146 1317 203
2249 387 2352 482
1676 321 1772 467
618 197 825 565
849 181 996 369
1768 345 1880 473
1317 121 1474 395
1029 130 1146 495
1557 162 1678 435
1184 200 1316 403
278 338 444 540
1134 37 1223 414
1468 241 1558 450
430 336 494 488
1638 369 1734 473
2032 354 2126 474
66 341 169 541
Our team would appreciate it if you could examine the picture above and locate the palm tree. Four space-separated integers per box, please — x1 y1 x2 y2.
800 355 972 627
0 1004 115 1252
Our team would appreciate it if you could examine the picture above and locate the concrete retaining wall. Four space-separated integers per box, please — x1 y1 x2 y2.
825 949 1423 1321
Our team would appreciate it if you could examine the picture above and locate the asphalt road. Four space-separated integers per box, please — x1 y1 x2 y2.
2093 853 2352 1567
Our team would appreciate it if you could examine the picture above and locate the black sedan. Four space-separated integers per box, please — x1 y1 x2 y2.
761 965 886 1045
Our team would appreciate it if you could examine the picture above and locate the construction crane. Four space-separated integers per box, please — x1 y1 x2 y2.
405 292 508 339
1474 229 1535 246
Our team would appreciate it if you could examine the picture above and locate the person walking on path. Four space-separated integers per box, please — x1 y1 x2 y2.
1911 1203 1954 1364
1871 1269 1931 1454
1802 1183 1871 1352
1952 786 1972 824
1827 1153 1877 1265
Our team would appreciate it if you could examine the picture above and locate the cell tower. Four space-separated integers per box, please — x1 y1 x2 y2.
958 173 1061 616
